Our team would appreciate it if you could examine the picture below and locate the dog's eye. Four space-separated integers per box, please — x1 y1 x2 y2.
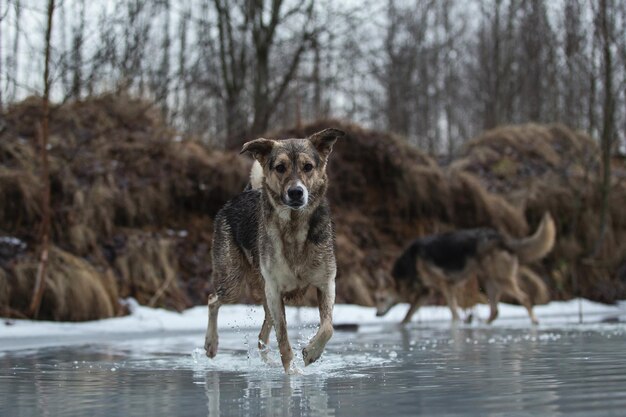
303 163 313 172
275 164 286 174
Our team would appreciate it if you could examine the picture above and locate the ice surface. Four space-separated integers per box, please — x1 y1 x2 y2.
2 300 626 417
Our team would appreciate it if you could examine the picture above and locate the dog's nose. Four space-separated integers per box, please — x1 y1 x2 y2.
287 186 304 201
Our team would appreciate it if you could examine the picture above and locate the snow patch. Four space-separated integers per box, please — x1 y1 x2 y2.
1 298 624 352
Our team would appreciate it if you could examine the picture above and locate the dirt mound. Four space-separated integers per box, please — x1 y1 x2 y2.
1 95 248 319
273 120 526 307
454 124 626 302
1 97 623 320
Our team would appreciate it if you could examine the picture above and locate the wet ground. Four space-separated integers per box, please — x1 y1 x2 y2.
2 319 626 417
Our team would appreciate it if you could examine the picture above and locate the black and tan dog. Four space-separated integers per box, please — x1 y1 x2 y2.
204 128 344 373
375 213 555 325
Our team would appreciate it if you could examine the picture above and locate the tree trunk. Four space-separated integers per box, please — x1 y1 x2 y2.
10 0 21 102
592 0 615 256
29 0 55 319
71 0 85 98
251 47 271 136
0 4 3 111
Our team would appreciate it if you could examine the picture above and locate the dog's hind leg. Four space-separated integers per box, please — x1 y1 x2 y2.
485 281 501 324
205 293 221 358
401 302 419 325
440 285 461 322
511 284 538 325
504 256 538 325
258 300 274 363
303 281 335 366
506 267 539 325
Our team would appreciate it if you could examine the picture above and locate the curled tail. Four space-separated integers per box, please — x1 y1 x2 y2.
507 212 556 263
518 266 550 305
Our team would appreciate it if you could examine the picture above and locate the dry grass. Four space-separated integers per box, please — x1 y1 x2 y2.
273 120 528 306
0 95 247 319
456 123 626 302
1 97 624 320
114 233 190 311
3 246 118 321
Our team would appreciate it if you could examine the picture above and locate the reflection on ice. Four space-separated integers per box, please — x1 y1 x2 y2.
200 371 338 417
2 307 626 416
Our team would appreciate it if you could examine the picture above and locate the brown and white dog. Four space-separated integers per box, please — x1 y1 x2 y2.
204 128 344 373
375 213 555 325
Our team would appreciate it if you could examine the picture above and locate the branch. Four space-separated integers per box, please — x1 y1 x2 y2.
267 1 315 114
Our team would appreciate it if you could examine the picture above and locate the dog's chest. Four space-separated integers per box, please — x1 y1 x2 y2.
261 221 319 291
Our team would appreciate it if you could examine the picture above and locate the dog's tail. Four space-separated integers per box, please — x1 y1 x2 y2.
244 160 264 191
517 266 550 305
506 212 556 263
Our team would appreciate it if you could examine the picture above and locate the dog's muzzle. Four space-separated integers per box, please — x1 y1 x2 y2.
375 303 395 317
284 184 308 209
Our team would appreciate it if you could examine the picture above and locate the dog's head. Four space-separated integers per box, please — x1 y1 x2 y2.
241 128 344 210
374 264 430 318
374 270 400 317
374 286 400 317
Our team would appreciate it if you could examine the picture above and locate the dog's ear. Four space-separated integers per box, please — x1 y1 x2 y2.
240 138 275 165
308 128 344 160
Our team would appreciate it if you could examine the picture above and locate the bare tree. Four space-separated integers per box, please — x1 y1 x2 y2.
9 0 21 102
592 0 616 256
517 0 558 122
0 2 4 111
213 0 250 146
177 6 191 131
151 0 171 119
474 0 518 130
70 0 86 98
380 0 417 138
1 0 625 155
118 0 154 94
29 0 55 319
248 0 316 137
561 0 586 128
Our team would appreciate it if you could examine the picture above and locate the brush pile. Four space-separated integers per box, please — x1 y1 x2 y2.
1 96 624 321
0 95 249 320
273 122 528 307
452 124 626 302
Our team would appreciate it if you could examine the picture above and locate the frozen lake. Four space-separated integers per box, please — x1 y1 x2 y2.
1 300 626 416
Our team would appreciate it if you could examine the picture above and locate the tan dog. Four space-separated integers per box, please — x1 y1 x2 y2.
375 213 555 324
204 128 344 373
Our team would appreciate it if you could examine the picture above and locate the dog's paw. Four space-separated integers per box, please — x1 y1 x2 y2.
204 338 218 358
287 364 304 375
302 346 322 366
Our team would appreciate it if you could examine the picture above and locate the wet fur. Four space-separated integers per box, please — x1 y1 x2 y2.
205 128 344 372
377 213 555 324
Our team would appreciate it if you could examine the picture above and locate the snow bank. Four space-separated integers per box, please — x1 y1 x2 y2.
1 298 624 352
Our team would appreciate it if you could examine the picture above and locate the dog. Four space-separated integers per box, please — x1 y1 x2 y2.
375 213 555 325
204 128 344 373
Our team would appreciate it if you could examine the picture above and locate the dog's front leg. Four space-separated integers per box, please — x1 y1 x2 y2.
441 285 461 322
264 283 293 372
303 280 335 366
401 303 419 325
258 301 274 363
204 294 221 358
